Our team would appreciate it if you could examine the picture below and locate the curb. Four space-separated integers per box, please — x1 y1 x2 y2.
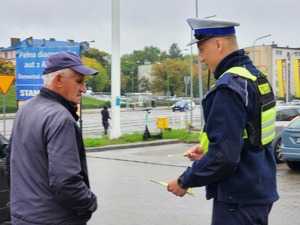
86 139 184 153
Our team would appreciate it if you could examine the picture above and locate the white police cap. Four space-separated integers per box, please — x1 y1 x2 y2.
187 18 240 45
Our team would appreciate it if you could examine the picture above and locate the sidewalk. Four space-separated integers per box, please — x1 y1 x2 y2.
86 139 185 152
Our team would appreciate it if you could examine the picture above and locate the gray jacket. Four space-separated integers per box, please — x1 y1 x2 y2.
7 88 97 224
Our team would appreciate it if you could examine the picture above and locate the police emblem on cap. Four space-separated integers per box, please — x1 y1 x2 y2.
186 18 240 45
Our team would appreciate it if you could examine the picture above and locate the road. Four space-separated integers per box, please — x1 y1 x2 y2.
81 106 202 138
86 143 300 225
0 106 203 139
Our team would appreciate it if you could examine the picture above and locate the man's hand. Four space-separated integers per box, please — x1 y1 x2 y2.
183 144 204 161
167 178 187 197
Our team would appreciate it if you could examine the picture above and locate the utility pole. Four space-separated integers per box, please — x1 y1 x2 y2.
110 0 122 139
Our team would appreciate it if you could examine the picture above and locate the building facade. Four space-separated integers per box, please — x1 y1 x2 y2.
244 44 300 101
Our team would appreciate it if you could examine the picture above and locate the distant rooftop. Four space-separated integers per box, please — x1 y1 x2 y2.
1 37 87 52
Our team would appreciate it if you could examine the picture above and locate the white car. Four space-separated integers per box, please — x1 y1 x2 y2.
290 99 300 105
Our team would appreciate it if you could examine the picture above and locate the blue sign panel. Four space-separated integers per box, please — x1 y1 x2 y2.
16 46 80 101
116 97 120 106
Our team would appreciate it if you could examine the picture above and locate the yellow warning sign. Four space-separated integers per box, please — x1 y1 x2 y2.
0 74 15 95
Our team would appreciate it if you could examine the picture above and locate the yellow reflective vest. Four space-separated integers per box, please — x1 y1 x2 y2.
200 67 276 153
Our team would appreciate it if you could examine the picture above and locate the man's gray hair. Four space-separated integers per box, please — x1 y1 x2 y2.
44 68 73 85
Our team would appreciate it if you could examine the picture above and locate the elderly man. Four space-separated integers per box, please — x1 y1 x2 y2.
7 51 98 224
167 18 279 225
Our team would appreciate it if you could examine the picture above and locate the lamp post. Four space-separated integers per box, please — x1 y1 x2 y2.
125 60 139 93
165 65 171 109
184 76 190 131
132 60 140 93
252 34 271 64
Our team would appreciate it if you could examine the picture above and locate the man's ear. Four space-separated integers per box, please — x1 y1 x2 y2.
54 73 64 88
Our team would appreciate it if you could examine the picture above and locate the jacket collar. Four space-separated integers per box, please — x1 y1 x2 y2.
39 87 79 121
214 49 252 79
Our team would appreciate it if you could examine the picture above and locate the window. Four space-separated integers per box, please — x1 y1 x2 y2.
276 109 300 121
289 117 300 128
294 52 300 57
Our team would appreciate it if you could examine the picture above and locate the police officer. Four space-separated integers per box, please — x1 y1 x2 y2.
167 17 279 225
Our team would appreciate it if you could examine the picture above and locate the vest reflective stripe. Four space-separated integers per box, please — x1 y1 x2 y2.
199 67 276 153
261 106 276 145
199 127 209 154
200 126 248 154
221 67 257 81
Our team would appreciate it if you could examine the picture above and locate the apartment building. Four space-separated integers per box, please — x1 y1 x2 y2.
244 43 300 101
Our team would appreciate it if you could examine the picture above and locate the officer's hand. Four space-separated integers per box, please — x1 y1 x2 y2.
167 178 187 197
183 144 204 161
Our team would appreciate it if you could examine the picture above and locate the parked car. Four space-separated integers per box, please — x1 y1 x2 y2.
276 100 285 106
272 105 300 163
280 116 300 170
290 99 300 105
0 133 10 224
82 90 94 97
171 100 195 112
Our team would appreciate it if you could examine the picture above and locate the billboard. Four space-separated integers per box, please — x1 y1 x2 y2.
16 46 80 101
293 59 300 98
276 59 287 98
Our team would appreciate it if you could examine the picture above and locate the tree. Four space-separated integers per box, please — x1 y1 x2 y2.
82 57 109 92
83 48 111 92
120 75 130 95
121 46 165 93
151 58 190 96
192 61 216 96
82 48 110 67
168 43 183 59
139 77 151 92
0 57 15 74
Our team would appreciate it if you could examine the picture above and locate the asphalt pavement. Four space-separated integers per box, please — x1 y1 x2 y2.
86 141 300 225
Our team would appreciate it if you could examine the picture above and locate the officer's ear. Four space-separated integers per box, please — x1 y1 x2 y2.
215 38 224 51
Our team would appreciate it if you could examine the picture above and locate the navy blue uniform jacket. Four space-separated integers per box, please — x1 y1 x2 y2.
183 49 279 205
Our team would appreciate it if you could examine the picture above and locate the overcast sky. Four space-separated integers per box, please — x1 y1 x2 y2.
1 0 299 55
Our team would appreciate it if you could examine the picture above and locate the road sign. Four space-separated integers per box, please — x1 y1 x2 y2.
0 74 15 95
184 76 190 85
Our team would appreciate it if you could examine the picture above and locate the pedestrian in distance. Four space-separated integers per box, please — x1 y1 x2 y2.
6 51 98 225
167 17 279 225
101 105 111 135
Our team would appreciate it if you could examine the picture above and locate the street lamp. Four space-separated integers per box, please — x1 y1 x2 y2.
125 60 139 93
165 64 171 109
184 76 190 131
252 34 271 63
133 61 140 93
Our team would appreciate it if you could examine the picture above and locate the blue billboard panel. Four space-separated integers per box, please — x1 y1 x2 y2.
16 46 80 101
